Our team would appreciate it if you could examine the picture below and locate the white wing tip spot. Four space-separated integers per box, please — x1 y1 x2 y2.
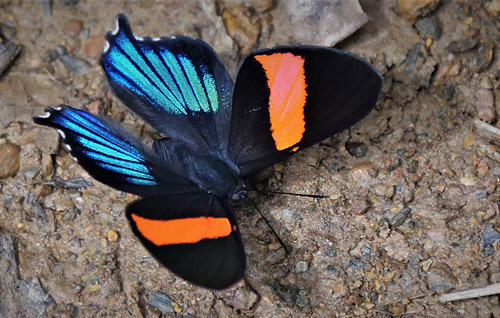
56 129 66 139
37 111 51 119
134 35 144 41
153 37 161 41
103 41 110 53
111 16 120 35
54 106 63 111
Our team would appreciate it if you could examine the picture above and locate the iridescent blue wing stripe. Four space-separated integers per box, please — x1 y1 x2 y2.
102 24 220 115
58 107 144 161
48 107 157 186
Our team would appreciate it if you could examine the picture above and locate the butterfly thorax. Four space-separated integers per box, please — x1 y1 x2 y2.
152 138 242 198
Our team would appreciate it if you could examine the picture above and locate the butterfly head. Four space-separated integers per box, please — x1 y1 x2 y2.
230 181 247 202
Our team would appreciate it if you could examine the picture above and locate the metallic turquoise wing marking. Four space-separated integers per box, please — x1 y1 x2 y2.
102 20 219 115
36 106 157 186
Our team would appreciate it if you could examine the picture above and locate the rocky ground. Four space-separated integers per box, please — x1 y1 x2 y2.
1 0 500 317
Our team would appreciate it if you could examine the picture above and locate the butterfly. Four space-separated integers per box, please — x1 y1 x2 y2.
34 14 383 289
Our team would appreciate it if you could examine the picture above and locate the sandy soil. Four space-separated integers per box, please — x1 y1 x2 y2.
1 0 500 317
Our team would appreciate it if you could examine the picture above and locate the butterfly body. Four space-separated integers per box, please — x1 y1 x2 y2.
35 14 383 289
151 137 243 199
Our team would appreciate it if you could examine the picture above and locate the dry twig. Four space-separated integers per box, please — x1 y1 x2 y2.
439 283 500 302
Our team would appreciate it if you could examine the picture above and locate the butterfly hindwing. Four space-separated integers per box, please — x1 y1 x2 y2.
126 192 245 289
228 47 383 176
101 14 233 151
34 105 196 197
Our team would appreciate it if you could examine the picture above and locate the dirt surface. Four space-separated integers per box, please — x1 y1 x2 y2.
1 0 500 317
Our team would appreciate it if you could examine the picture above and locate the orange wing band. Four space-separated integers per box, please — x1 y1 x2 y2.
131 214 233 246
255 53 307 151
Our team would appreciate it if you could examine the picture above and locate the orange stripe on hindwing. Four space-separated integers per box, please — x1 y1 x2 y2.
255 53 307 151
131 214 233 245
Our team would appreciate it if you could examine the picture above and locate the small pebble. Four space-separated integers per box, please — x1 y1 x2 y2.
148 291 175 314
486 0 500 14
463 136 475 147
221 5 260 54
20 278 53 314
426 263 457 294
475 161 489 177
84 35 106 58
64 19 84 38
346 295 362 306
389 305 405 316
268 242 282 251
442 184 467 209
414 16 441 39
87 100 101 114
397 0 440 19
41 153 54 177
352 280 363 288
348 257 366 271
251 0 274 12
474 39 494 72
350 162 378 187
447 38 478 53
447 63 460 76
304 148 320 166
381 271 396 283
479 76 493 90
271 282 301 306
477 141 500 162
345 141 368 158
361 246 371 259
482 224 500 256
57 46 91 74
390 207 412 228
475 89 496 123
352 200 370 215
295 261 309 273
419 258 433 271
482 206 497 221
233 287 259 310
459 177 476 186
0 143 20 179
372 184 386 196
107 230 119 243
35 127 60 154
265 248 285 265
73 75 88 91
383 231 410 262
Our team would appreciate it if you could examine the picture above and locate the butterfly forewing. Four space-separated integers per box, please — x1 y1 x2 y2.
228 47 383 176
101 14 233 151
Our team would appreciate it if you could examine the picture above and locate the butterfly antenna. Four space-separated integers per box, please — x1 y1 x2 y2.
246 186 328 199
258 190 328 199
246 197 289 254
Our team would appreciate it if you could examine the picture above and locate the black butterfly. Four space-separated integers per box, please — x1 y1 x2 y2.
35 14 383 289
